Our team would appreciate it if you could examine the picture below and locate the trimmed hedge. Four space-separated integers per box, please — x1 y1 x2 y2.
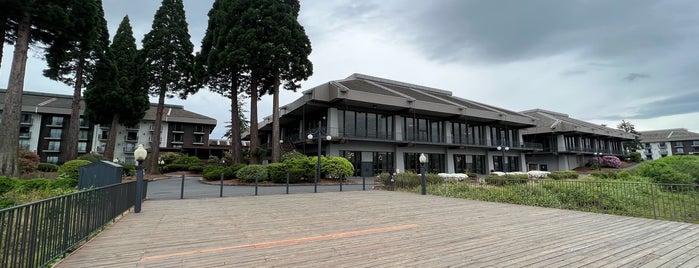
58 160 91 180
188 165 204 173
548 170 579 180
38 163 60 172
485 174 528 185
236 165 268 183
377 172 443 188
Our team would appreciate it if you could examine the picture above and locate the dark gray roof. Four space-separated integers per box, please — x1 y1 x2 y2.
520 109 636 140
638 128 699 143
0 89 216 126
276 73 538 127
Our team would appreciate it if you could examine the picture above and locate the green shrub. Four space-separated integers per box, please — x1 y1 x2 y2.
162 164 189 173
173 154 200 165
322 157 354 178
188 165 204 173
77 153 108 163
122 164 136 177
58 160 92 180
634 160 694 185
283 156 314 180
203 165 236 181
281 150 306 162
629 152 643 163
0 177 18 195
236 165 268 183
549 170 579 180
230 163 246 174
377 172 442 188
37 163 60 172
49 178 78 189
159 152 180 165
267 163 288 183
18 149 40 175
485 174 528 185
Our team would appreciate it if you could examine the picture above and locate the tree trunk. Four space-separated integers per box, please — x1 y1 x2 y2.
0 11 30 177
229 79 242 163
147 87 166 174
103 114 120 160
248 77 259 164
63 58 84 162
271 76 281 163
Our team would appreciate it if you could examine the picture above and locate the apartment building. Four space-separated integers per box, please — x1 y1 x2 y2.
257 73 543 177
1 90 216 165
520 109 636 171
637 128 699 160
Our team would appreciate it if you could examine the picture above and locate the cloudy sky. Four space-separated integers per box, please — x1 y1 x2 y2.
2 0 698 138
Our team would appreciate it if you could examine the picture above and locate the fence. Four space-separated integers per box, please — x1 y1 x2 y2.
384 177 699 223
0 181 145 268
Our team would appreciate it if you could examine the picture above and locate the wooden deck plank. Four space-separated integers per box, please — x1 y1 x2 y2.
54 191 699 267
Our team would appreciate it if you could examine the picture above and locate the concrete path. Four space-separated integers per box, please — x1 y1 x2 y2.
56 191 699 267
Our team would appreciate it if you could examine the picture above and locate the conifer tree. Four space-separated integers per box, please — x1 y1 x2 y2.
43 0 110 162
142 0 195 172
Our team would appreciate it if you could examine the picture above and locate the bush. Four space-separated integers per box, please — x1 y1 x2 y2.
485 174 528 185
629 152 643 163
236 165 268 183
602 155 622 169
18 149 40 175
58 160 91 180
122 164 136 177
162 164 189 173
634 160 694 185
0 177 18 195
267 163 288 183
203 165 235 181
377 172 442 188
173 154 200 165
77 153 108 163
548 170 579 180
159 152 180 165
283 156 315 180
37 163 60 172
188 165 204 173
281 150 306 162
322 157 354 178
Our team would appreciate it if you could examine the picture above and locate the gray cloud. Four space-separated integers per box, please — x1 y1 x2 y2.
624 73 650 82
600 91 699 120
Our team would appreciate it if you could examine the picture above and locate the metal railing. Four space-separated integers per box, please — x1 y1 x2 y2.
0 181 145 268
383 177 698 223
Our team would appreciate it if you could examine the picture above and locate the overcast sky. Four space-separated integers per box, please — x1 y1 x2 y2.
2 0 698 138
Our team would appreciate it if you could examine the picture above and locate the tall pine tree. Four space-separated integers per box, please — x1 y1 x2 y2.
43 0 110 162
0 0 70 176
142 0 195 173
84 16 149 160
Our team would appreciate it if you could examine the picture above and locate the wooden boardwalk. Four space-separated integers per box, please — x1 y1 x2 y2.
56 191 699 267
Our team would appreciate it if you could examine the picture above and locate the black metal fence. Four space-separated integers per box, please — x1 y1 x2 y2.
0 181 145 268
385 178 699 223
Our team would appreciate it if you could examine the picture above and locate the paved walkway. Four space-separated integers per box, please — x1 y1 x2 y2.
56 191 699 267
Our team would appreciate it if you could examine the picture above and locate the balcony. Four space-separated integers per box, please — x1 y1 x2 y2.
660 149 668 155
19 131 31 139
45 135 62 140
692 141 699 147
171 140 183 144
20 119 32 125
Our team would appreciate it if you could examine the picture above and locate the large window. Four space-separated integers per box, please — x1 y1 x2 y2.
490 126 518 147
50 116 63 126
20 114 32 124
373 152 394 175
453 154 486 174
79 130 89 140
47 156 58 164
493 155 520 172
48 141 60 151
78 142 87 152
451 122 484 145
126 131 138 141
341 151 362 176
339 109 393 140
49 129 62 139
19 139 30 150
404 117 443 143
194 134 204 144
403 153 445 173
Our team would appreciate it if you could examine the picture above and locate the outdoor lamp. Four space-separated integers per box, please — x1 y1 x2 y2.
497 146 510 172
133 144 147 213
419 153 427 195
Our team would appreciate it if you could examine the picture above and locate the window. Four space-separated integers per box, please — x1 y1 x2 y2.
124 143 136 153
49 128 62 139
50 116 63 126
126 131 138 141
373 152 394 175
21 114 32 124
19 139 30 150
173 123 184 132
677 148 685 154
48 141 60 151
355 112 366 137
99 129 109 140
403 153 445 173
172 133 183 143
337 109 393 139
341 151 361 176
19 127 30 138
195 125 205 133
404 117 443 142
79 130 89 140
194 134 204 144
78 142 87 152
47 156 59 164
675 142 684 147
79 117 89 127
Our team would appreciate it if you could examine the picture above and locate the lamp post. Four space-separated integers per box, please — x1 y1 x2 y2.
594 152 602 171
133 144 147 213
496 145 510 172
307 117 331 193
419 153 427 195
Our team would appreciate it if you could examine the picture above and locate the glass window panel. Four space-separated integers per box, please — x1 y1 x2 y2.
356 112 366 137
345 111 355 137
418 119 428 141
367 113 377 138
337 110 344 136
378 115 386 139
405 118 415 141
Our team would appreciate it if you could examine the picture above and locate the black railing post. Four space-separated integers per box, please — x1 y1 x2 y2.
286 173 290 194
340 174 343 192
219 173 224 198
363 176 366 191
255 175 259 196
180 174 185 199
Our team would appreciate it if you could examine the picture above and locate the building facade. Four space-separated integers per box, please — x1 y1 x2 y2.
1 90 216 165
520 109 635 171
258 74 543 177
637 128 699 160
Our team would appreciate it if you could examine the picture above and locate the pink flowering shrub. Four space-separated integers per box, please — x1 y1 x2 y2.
602 155 622 169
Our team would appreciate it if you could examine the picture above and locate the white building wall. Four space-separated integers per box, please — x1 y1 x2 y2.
27 114 42 152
